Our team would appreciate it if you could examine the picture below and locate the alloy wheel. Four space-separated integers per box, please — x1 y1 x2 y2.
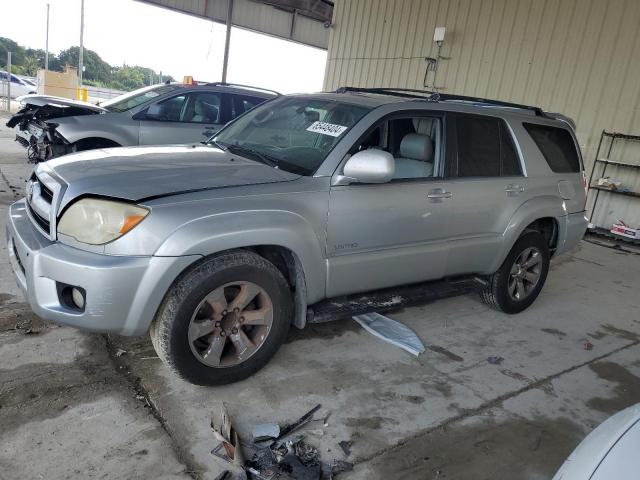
508 247 543 301
188 281 273 367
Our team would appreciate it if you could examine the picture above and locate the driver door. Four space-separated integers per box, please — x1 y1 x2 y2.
325 114 453 297
138 92 228 145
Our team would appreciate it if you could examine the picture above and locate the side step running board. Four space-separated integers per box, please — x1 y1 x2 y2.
307 276 483 324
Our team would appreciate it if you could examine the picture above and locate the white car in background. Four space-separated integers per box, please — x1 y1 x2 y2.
553 404 640 479
0 71 37 98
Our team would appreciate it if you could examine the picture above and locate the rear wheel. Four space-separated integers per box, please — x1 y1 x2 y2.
480 231 550 314
150 250 292 385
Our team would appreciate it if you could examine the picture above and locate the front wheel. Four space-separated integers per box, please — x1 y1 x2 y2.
480 231 550 314
150 250 292 386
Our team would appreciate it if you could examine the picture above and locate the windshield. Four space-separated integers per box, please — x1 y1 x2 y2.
102 84 179 112
212 97 371 176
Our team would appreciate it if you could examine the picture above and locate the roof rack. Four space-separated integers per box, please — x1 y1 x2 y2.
334 86 545 116
206 82 281 96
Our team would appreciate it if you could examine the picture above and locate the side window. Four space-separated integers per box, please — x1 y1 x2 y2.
523 123 581 173
350 116 441 180
456 114 501 177
146 94 188 122
184 92 221 124
232 95 266 119
456 114 523 177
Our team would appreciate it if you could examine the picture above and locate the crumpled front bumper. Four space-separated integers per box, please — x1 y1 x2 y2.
6 199 198 336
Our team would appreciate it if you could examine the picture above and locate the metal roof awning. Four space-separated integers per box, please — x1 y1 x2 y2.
135 0 333 49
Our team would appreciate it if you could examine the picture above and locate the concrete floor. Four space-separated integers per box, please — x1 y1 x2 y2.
1 117 639 480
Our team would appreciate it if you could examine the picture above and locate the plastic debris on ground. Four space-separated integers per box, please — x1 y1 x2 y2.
277 404 322 440
353 312 426 356
252 423 281 443
211 403 244 467
246 438 321 480
584 339 594 351
243 405 359 479
338 440 352 457
487 356 504 365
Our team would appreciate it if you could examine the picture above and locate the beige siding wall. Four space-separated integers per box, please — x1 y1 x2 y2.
324 0 640 229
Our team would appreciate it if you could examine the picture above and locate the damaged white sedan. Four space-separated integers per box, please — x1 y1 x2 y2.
6 82 276 162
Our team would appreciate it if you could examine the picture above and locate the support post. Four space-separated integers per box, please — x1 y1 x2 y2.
221 0 234 83
78 0 84 87
45 3 50 71
7 52 11 107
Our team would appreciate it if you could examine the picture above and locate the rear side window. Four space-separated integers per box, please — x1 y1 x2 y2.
455 114 522 177
523 123 581 173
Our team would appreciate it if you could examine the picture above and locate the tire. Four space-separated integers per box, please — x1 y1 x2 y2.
150 250 292 386
480 231 550 314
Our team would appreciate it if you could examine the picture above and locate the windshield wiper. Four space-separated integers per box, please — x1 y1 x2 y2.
203 138 228 151
226 144 279 168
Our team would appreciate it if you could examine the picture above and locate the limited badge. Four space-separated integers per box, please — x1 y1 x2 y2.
306 121 348 137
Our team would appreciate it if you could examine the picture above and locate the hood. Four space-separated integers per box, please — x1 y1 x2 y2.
6 95 106 129
45 145 301 205
16 94 107 113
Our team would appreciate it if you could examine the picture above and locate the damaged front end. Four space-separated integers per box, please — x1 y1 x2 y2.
6 97 105 162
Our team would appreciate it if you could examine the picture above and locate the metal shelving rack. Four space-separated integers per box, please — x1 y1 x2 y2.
587 130 640 229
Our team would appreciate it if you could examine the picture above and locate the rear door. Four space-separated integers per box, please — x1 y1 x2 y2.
138 91 229 145
443 112 531 275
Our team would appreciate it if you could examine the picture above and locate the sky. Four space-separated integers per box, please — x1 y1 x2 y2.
0 0 327 93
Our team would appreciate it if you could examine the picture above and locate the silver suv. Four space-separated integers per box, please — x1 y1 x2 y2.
7 82 277 161
6 88 588 385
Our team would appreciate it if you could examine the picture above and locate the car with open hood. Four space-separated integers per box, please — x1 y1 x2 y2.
6 88 588 385
6 82 278 162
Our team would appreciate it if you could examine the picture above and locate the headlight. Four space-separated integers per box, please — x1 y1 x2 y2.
57 198 149 245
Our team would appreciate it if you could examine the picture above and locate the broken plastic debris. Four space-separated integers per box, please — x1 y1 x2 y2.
213 471 232 480
487 356 504 365
115 348 127 357
353 312 425 356
211 403 244 466
277 404 322 440
331 460 354 475
338 440 352 457
584 339 594 351
252 423 281 442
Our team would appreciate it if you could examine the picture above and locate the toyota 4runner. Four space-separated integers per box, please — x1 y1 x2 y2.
6 87 588 385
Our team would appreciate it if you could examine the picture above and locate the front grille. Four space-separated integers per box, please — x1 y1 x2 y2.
27 200 51 232
25 170 63 240
40 183 53 204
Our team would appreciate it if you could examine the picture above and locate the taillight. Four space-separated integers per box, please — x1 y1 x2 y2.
582 171 588 210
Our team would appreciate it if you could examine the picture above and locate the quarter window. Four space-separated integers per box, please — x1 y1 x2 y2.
524 123 581 173
456 114 522 177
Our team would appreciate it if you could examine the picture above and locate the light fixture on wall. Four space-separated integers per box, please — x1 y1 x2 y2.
433 26 446 46
424 26 449 91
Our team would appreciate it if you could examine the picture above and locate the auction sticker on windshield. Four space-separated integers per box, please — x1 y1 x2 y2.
306 121 348 137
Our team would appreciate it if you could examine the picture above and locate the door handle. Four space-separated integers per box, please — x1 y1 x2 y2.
505 184 525 196
427 189 452 202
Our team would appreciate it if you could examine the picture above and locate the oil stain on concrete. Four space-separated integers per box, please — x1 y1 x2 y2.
358 416 585 480
587 361 640 414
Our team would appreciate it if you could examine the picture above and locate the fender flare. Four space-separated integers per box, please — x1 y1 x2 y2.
154 209 327 305
487 196 567 273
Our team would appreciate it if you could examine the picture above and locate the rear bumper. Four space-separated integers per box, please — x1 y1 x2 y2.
6 199 199 336
555 211 588 255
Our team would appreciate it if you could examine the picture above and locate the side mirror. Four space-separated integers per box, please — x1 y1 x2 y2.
342 149 395 184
